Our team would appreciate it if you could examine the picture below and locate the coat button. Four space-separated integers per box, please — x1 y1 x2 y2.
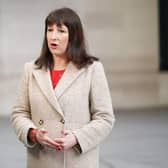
60 118 65 124
39 119 44 125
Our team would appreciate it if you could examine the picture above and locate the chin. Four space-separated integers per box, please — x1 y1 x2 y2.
53 53 67 58
50 51 61 56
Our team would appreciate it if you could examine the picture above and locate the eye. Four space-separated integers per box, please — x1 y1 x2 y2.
58 29 66 33
47 28 53 32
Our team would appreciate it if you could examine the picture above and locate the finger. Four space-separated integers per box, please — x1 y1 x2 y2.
43 139 62 149
58 144 65 151
45 137 61 147
54 138 64 144
36 129 47 138
43 134 60 145
58 146 64 151
44 142 59 149
64 130 70 136
61 129 71 136
39 128 48 134
61 129 65 135
54 140 65 150
37 133 59 147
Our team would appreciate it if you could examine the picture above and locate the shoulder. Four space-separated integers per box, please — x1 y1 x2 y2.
87 60 108 82
24 60 37 71
87 60 105 73
22 60 38 77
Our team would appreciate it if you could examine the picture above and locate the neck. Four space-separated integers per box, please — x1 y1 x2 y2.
52 55 69 70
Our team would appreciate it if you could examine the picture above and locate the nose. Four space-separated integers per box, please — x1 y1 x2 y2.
51 31 59 40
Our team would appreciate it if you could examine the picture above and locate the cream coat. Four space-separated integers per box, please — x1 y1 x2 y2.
11 60 115 168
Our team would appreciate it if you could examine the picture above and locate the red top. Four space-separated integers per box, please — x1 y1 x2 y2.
50 69 65 88
28 69 65 143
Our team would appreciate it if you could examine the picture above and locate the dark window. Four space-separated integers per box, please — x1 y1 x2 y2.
159 0 168 71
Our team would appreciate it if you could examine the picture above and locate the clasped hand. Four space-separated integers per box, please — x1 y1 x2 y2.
36 128 77 151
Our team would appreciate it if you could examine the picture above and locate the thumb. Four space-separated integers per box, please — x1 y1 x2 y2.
40 128 48 134
61 129 71 136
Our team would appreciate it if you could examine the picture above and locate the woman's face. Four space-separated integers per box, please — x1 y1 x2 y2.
47 23 69 57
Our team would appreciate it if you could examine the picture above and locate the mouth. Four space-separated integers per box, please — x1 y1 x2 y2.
50 43 58 49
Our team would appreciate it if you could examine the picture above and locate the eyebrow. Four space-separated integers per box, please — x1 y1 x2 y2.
47 24 66 28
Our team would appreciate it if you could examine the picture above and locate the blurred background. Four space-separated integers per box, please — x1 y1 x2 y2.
0 0 168 167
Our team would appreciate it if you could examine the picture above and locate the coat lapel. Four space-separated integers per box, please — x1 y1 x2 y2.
32 67 64 118
54 61 86 99
32 61 86 117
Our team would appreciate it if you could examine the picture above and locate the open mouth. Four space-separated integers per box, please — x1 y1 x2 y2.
50 43 58 48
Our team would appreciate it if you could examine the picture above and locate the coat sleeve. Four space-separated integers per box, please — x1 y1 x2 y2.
72 61 115 154
10 63 37 148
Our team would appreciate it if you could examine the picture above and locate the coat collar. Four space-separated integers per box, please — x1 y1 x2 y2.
32 61 86 117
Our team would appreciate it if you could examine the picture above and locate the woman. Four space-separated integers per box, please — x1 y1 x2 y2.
11 7 115 168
